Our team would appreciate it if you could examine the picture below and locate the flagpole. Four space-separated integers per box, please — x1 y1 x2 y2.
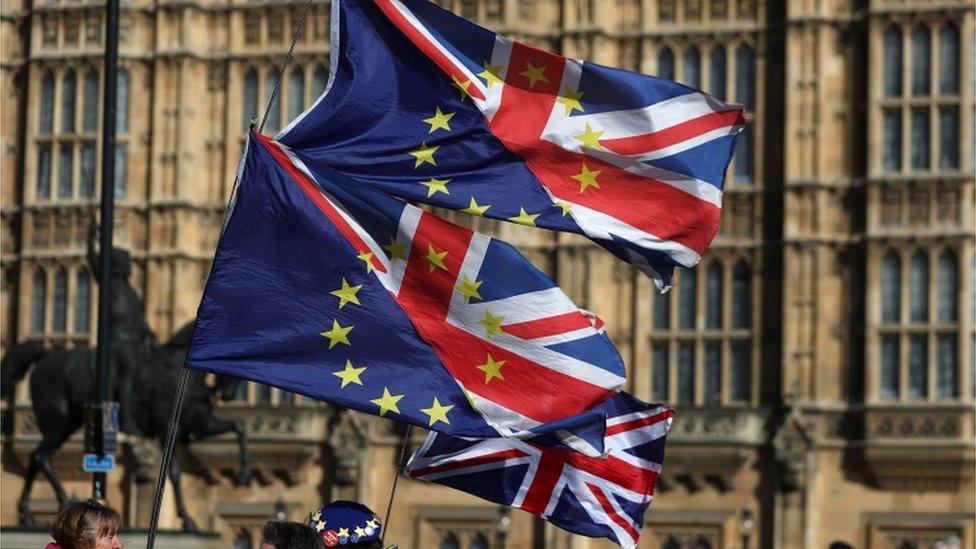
380 425 412 545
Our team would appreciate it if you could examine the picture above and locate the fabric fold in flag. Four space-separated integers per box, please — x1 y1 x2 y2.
186 133 626 447
406 393 674 549
277 0 744 289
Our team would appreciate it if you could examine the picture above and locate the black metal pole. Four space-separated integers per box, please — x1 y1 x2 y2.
93 0 120 500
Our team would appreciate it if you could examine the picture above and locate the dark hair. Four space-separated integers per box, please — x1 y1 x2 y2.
260 521 319 549
50 499 121 549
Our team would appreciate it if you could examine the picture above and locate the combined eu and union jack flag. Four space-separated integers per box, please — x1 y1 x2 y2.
406 393 675 549
186 133 625 446
277 0 744 289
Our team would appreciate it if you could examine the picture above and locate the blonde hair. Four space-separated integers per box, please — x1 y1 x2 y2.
50 499 121 549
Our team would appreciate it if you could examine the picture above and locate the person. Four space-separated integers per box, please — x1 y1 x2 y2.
258 521 319 549
307 501 383 548
47 499 122 549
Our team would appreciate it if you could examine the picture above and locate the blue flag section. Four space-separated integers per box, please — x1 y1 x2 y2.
278 0 743 289
186 134 629 449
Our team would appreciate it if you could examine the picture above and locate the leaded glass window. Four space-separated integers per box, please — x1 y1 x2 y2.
58 145 73 198
682 46 700 89
40 72 55 134
937 250 958 322
677 343 695 403
53 269 67 333
312 64 329 98
653 290 670 329
910 108 929 170
60 71 76 132
709 46 726 100
937 336 957 398
83 71 99 133
706 263 723 329
31 269 46 333
703 342 720 404
116 69 129 133
730 341 750 401
679 269 696 330
243 70 258 131
731 261 750 328
114 144 126 198
884 26 903 97
288 68 305 121
37 145 52 199
939 24 959 94
75 271 90 332
911 26 931 96
880 336 899 399
938 107 959 169
658 47 675 81
265 69 281 132
652 344 669 402
882 251 901 323
883 110 902 171
80 144 95 198
735 44 755 110
908 336 927 398
910 251 929 322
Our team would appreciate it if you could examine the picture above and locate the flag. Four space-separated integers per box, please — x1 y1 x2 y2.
405 393 674 549
277 0 744 289
185 133 626 444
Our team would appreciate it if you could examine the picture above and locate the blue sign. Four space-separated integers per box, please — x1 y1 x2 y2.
82 454 115 473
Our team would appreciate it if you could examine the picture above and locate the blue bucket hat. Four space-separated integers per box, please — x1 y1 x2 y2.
309 501 382 547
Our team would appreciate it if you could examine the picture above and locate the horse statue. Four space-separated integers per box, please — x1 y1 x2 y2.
1 228 252 532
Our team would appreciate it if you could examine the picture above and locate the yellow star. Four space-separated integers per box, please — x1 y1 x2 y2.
455 275 483 303
408 142 439 168
420 397 454 426
554 201 573 216
354 526 366 537
330 277 362 309
571 163 602 193
383 236 407 261
357 251 376 273
333 360 366 388
519 62 549 88
477 309 505 337
337 527 350 537
315 520 325 532
370 387 404 416
508 207 540 226
450 75 473 100
422 106 455 133
461 196 490 216
320 319 353 349
574 123 604 150
420 177 451 197
556 86 585 115
424 244 449 272
478 61 504 88
476 354 505 384
366 519 379 529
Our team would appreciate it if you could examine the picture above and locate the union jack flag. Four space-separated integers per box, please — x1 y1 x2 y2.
406 393 675 549
279 0 744 289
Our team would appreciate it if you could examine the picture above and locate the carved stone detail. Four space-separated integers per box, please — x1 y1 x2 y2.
772 408 815 492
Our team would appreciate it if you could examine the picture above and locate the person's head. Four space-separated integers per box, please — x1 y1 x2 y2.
258 521 319 549
307 501 382 548
50 499 122 549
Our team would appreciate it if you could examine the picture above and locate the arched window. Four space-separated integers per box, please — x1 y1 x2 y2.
265 69 281 132
232 528 251 549
651 344 669 401
243 69 258 131
730 341 750 402
37 145 52 199
469 534 489 549
881 251 901 323
909 108 929 170
937 335 957 398
83 70 99 133
40 72 55 134
709 46 726 100
880 336 899 399
53 269 67 333
439 534 460 549
653 290 670 329
657 47 675 81
31 269 46 333
908 336 927 398
939 24 959 94
883 110 901 171
682 46 700 89
884 26 903 97
80 144 95 197
936 250 958 322
74 271 90 332
734 44 755 110
909 251 929 322
678 269 696 330
116 69 130 133
58 144 73 198
705 262 723 329
911 26 930 96
731 261 750 328
60 71 76 132
288 68 305 121
312 64 329 99
703 342 720 404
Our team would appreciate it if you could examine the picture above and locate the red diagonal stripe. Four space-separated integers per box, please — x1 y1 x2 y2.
408 448 528 478
601 109 745 156
561 451 658 495
604 409 674 437
502 310 593 340
586 482 640 543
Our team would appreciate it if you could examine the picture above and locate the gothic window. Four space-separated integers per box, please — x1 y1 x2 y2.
60 71 76 133
255 383 272 405
733 125 752 182
116 69 129 133
75 271 90 332
268 11 284 42
911 26 931 96
658 47 675 80
114 144 127 197
710 46 726 100
40 72 55 134
31 269 46 333
882 109 902 171
470 534 488 549
884 26 903 97
80 144 95 197
653 289 670 329
908 336 927 398
705 262 722 329
58 144 73 198
312 64 329 98
735 44 755 110
83 70 99 133
909 251 929 322
880 336 899 399
265 69 281 132
882 251 901 323
939 24 959 94
652 344 669 401
677 343 695 404
37 145 52 199
937 250 958 322
703 341 720 404
730 341 750 401
938 107 959 169
910 108 929 170
731 261 750 328
53 269 68 333
679 269 696 330
288 68 305 121
439 533 460 549
937 336 957 397
682 47 701 88
243 69 258 130
233 529 252 549
244 12 260 45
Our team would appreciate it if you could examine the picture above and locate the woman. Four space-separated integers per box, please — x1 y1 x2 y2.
46 499 122 549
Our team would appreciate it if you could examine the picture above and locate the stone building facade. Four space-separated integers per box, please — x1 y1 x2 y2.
1 0 973 547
